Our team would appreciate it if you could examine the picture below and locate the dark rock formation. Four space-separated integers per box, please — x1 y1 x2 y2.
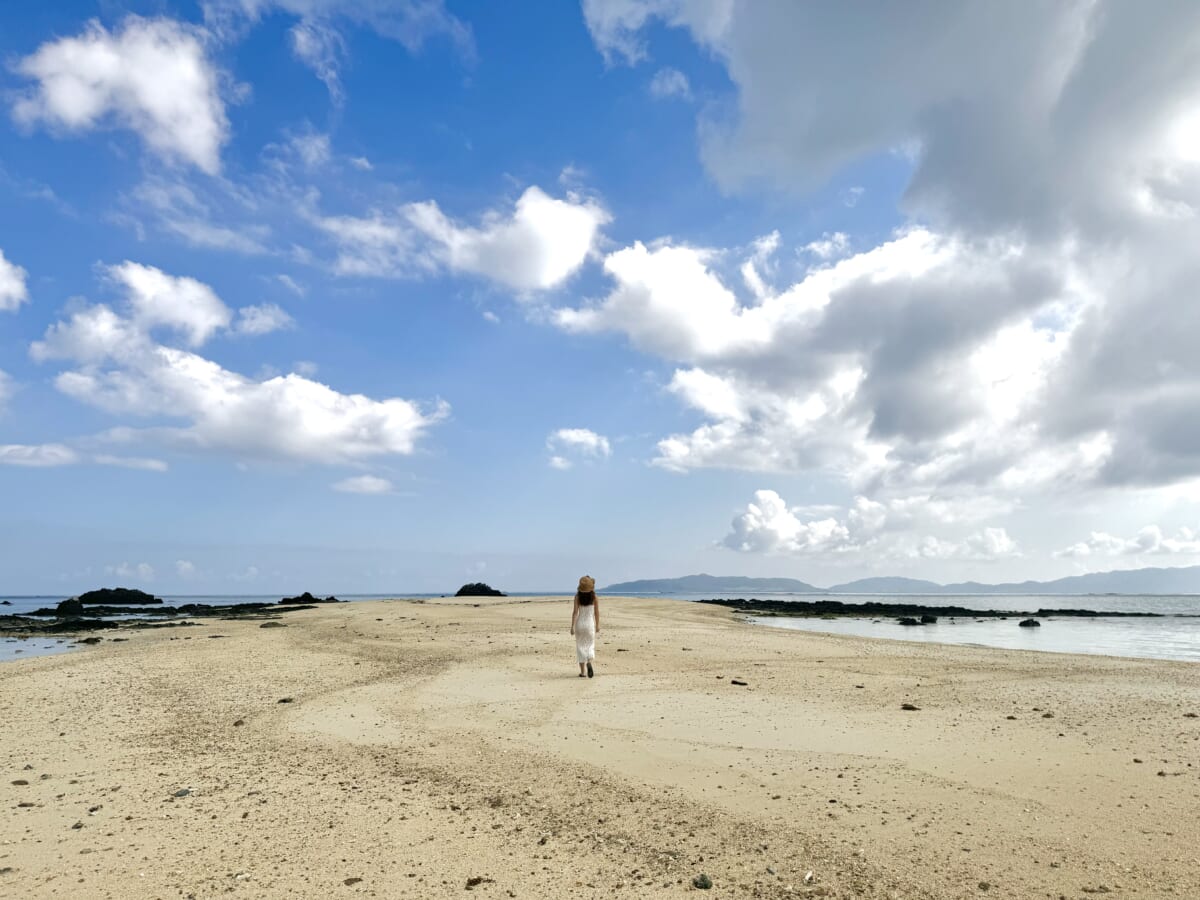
278 592 340 605
2 599 319 637
56 598 85 616
920 614 938 624
700 597 1168 619
897 617 922 626
1018 618 1042 627
454 583 506 597
45 618 119 633
183 603 277 616
77 587 161 605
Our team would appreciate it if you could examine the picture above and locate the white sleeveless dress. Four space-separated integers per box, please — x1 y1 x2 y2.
574 604 596 663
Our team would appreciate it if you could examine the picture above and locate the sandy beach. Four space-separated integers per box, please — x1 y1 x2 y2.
2 596 1198 899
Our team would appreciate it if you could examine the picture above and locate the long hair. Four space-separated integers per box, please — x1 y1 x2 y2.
576 590 596 607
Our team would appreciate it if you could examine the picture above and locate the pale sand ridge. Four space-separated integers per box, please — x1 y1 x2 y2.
2 596 1198 898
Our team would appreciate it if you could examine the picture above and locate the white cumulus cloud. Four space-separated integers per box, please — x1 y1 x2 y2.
722 489 853 555
31 264 446 466
907 528 1019 562
722 489 1018 562
557 228 1085 501
321 186 609 291
1056 526 1200 559
12 16 230 174
0 249 29 312
546 428 612 469
107 261 233 346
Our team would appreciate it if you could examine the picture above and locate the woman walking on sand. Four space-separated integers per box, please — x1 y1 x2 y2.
570 575 600 678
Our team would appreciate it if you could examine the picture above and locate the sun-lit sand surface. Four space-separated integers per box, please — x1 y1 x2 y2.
2 596 1198 898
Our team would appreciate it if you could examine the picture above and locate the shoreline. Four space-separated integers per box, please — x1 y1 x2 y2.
2 595 1198 898
7 590 1196 665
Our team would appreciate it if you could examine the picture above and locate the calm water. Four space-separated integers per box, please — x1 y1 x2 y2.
664 593 1198 663
750 613 1200 663
4 591 1198 663
0 636 80 663
624 592 1200 663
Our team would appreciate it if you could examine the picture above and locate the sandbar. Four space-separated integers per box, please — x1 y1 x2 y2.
1 596 1197 898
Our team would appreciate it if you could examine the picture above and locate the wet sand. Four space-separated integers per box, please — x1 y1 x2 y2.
2 595 1198 899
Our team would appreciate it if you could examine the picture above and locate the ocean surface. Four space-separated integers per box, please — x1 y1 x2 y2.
0 636 79 662
657 592 1199 663
3 591 1198 663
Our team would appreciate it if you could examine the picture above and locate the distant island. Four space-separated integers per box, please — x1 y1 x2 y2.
604 565 1200 596
455 582 506 597
77 587 161 605
278 592 341 605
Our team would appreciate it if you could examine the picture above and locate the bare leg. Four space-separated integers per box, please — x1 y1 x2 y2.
579 662 586 677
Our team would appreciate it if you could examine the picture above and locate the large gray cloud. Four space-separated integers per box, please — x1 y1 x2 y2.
577 0 1200 498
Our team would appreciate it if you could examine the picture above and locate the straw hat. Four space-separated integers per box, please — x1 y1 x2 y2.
577 575 596 593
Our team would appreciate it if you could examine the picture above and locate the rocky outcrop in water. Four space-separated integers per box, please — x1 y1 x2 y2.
455 583 506 597
2 600 319 637
699 597 1168 619
77 588 161 605
278 592 340 605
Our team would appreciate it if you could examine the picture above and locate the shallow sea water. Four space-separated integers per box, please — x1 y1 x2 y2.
749 612 1200 663
0 636 81 663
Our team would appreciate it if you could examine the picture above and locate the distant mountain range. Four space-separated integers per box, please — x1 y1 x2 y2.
603 565 1200 596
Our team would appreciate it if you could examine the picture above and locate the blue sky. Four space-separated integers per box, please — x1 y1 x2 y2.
3 1 1200 594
